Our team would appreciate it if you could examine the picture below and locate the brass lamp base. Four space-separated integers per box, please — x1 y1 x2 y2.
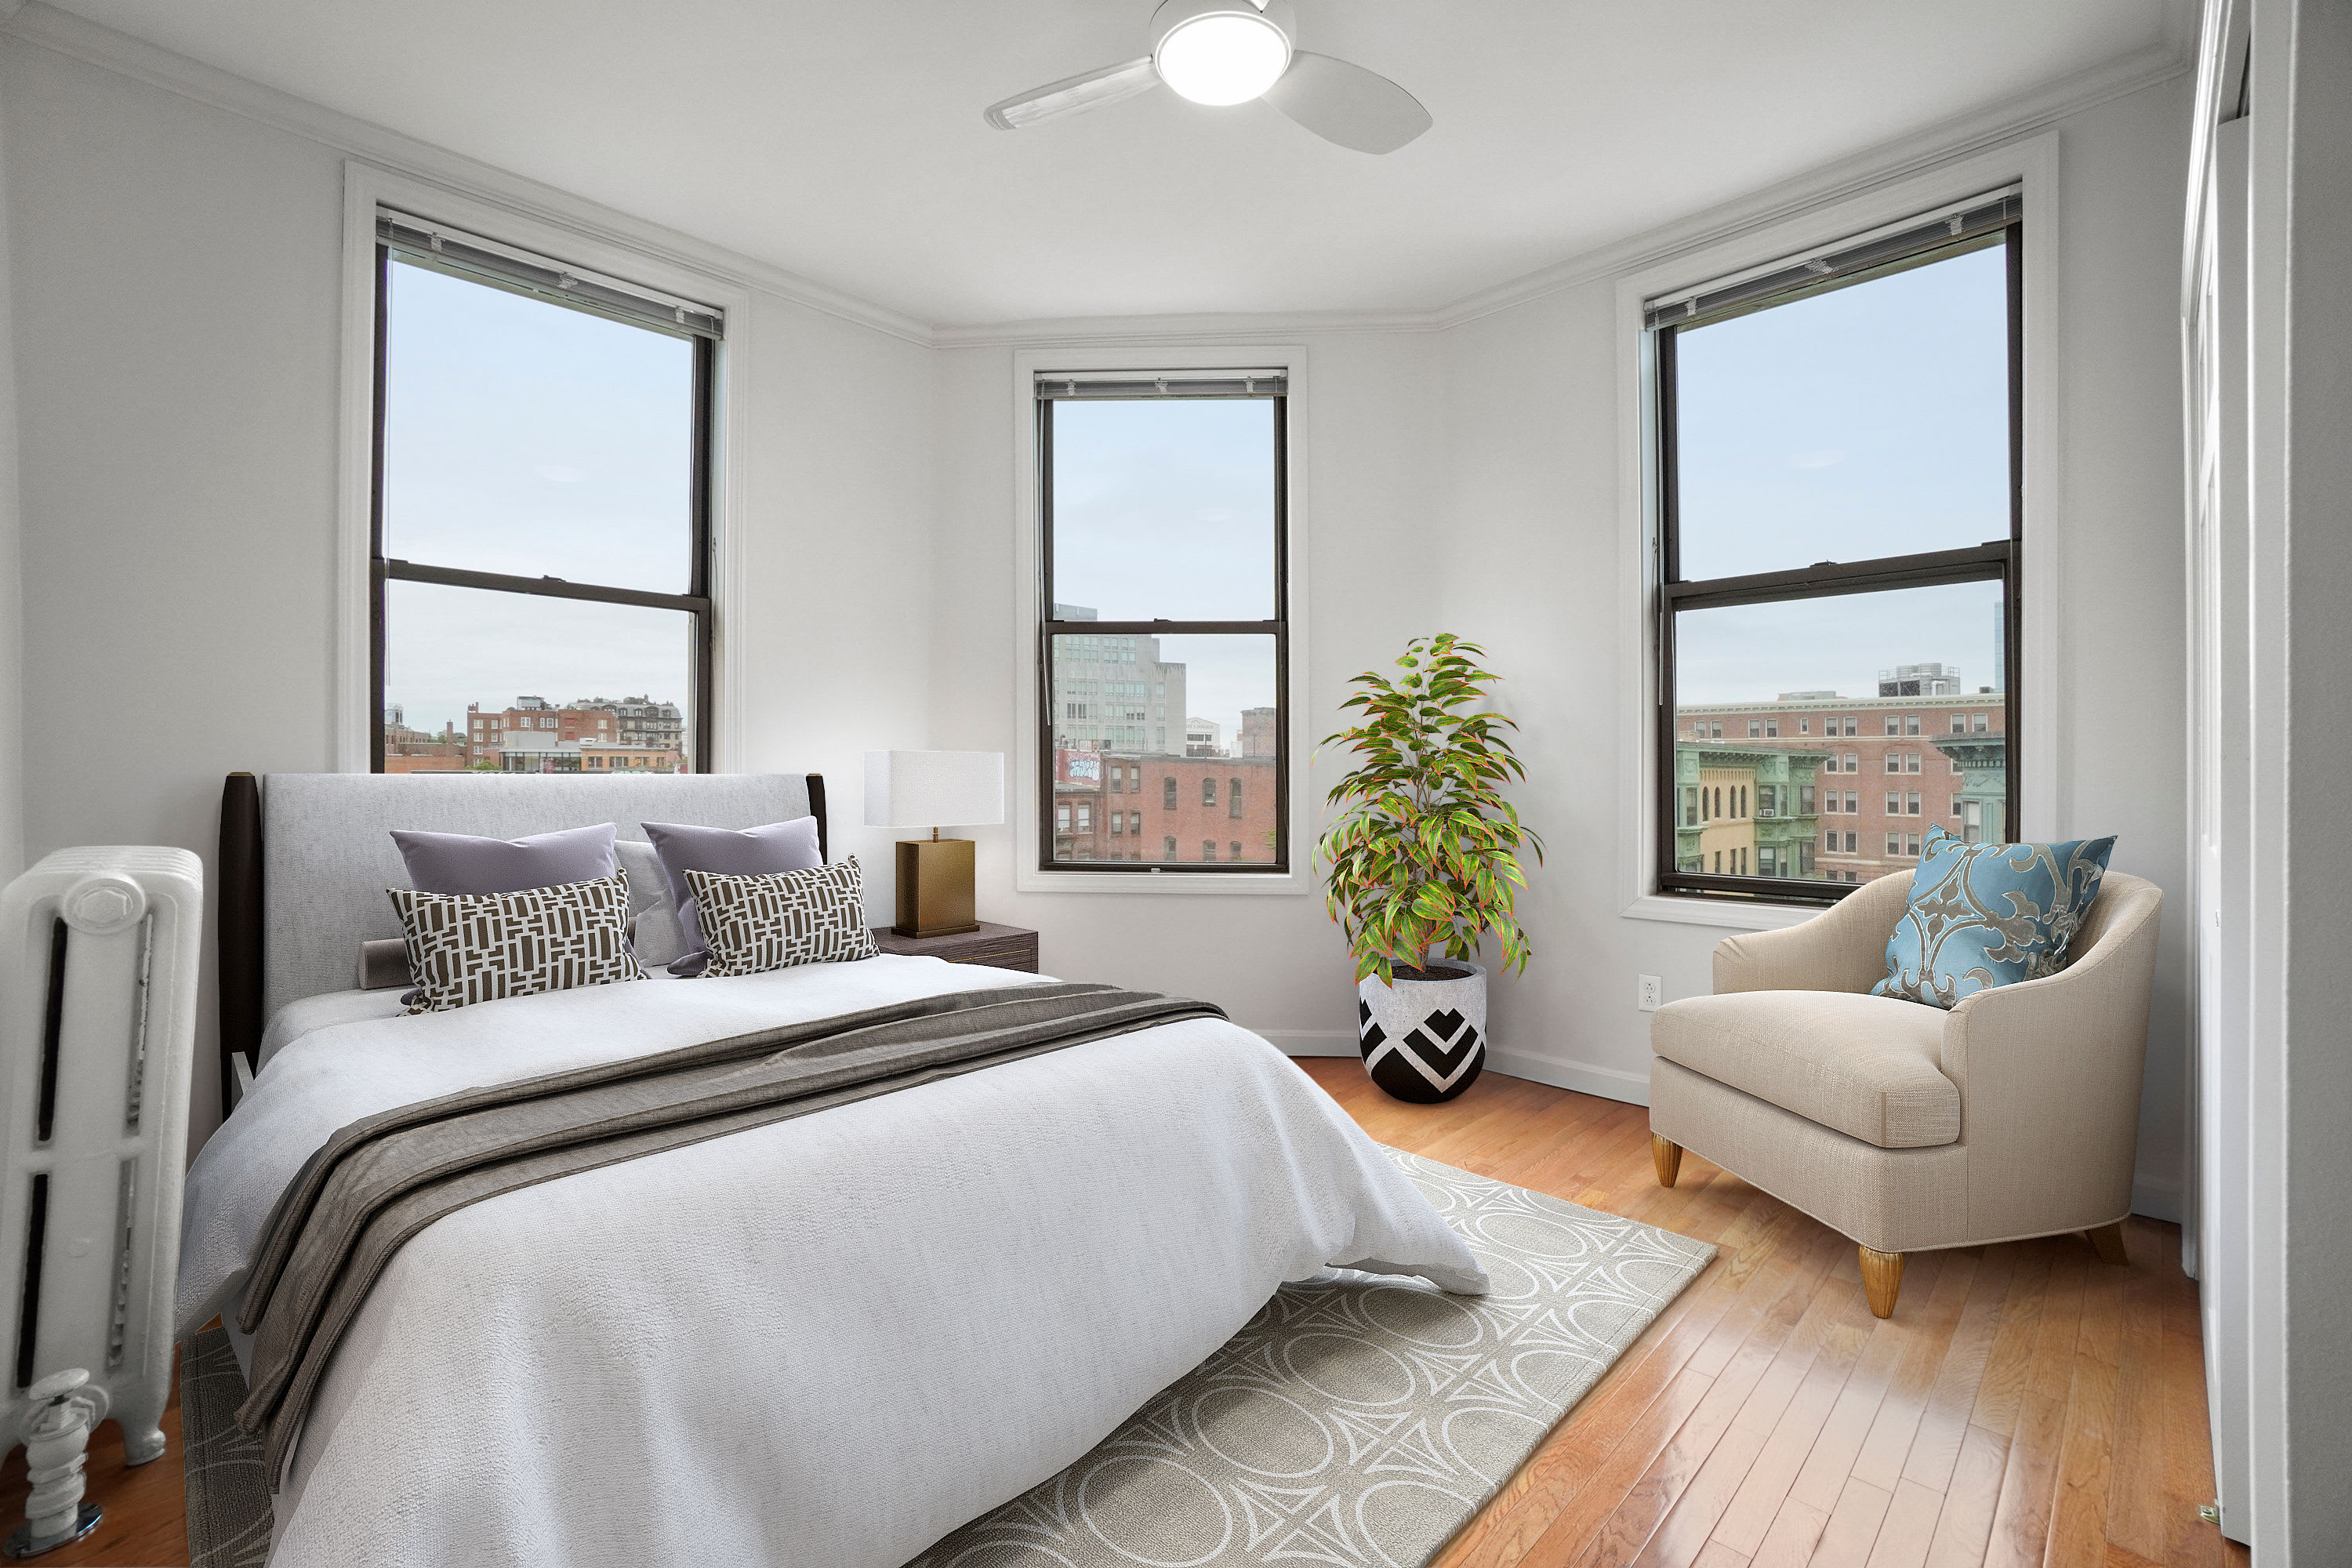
895 837 978 938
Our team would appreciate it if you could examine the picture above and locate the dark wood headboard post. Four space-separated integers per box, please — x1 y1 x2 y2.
218 772 264 1110
807 772 829 862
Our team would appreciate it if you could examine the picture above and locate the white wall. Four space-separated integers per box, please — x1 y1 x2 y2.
1430 75 2196 1212
925 80 2198 1223
0 57 20 884
0 35 940 1152
0 24 2199 1223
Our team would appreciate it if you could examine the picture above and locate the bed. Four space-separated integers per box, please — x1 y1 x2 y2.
179 771 1486 1568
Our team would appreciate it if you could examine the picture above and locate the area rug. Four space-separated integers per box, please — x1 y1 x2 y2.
178 1147 1713 1568
179 1325 273 1568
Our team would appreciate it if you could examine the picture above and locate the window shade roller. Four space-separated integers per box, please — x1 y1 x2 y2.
376 211 724 340
1643 188 2022 332
1035 371 1287 400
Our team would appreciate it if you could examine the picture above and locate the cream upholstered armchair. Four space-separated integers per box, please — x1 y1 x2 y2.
1646 868 2163 1317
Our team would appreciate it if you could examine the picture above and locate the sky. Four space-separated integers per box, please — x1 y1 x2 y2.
1671 240 2011 706
1050 397 1279 747
379 259 696 741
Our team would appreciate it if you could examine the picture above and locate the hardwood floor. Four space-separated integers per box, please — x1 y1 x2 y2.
0 1064 2242 1568
1298 1060 2246 1568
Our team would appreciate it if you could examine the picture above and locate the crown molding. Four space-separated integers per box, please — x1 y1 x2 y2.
4 2 2186 351
0 2 935 346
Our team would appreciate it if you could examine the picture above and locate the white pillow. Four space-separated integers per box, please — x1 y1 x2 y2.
615 839 690 968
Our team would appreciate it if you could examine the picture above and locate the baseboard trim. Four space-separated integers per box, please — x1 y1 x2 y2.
1484 1050 1653 1106
2129 1173 2183 1225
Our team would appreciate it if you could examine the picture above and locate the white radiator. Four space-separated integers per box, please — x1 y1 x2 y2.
0 848 201 1471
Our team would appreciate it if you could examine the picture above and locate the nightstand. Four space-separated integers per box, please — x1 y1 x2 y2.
869 921 1039 973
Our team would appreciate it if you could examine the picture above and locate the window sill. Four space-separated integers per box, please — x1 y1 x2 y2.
1015 866 1312 896
1621 893 1825 932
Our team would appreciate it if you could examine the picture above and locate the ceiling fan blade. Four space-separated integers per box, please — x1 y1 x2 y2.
985 56 1160 130
1261 51 1431 154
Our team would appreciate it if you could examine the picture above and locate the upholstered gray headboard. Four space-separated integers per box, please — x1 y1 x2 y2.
214 771 825 1108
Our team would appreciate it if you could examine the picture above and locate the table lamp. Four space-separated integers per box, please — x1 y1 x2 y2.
863 750 1005 938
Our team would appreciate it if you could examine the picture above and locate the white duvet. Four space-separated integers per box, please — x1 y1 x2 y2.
179 956 1487 1568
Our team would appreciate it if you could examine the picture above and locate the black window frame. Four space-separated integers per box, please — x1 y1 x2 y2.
1035 376 1290 875
1652 197 2024 906
368 216 718 775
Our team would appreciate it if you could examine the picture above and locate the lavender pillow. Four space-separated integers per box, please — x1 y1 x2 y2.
390 822 618 895
644 817 822 975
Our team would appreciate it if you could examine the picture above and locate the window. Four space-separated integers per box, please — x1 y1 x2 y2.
1230 841 1243 860
1907 791 1922 815
1887 833 1904 856
1951 715 1967 733
1075 803 1092 832
1886 792 1902 815
1203 840 1218 861
1656 194 2020 901
1109 812 1123 835
369 213 716 774
1798 719 1811 734
1057 804 1071 832
1038 373 1287 872
1844 832 1859 854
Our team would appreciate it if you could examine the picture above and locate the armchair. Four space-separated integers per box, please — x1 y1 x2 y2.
1646 868 2163 1316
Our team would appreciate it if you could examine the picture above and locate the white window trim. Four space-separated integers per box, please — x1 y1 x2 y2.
1617 132 2061 931
334 162 754 772
1010 343 1312 895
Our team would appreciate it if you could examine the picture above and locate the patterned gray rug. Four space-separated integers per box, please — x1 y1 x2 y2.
180 1326 273 1568
180 1147 1712 1568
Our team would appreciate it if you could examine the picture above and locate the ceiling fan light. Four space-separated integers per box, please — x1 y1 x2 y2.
1154 10 1292 107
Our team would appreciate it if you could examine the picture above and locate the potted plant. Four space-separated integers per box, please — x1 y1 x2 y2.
1316 633 1543 1103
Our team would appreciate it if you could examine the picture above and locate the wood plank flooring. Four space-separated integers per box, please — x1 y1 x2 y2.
0 1063 2244 1568
1296 1060 2245 1568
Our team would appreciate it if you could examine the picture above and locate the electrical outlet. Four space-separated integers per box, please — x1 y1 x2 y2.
1637 975 1664 1012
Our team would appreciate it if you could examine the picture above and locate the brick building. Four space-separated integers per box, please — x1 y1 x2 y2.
1051 750 1278 865
383 717 470 772
1675 689 2007 884
569 695 686 760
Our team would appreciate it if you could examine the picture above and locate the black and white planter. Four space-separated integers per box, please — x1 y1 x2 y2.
1356 960 1486 1104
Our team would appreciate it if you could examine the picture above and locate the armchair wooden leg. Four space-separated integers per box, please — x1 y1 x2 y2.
1859 1246 1906 1319
2086 1222 2129 1266
1650 1134 1683 1189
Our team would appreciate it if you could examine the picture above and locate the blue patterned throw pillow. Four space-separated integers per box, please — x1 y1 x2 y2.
1873 828 2116 1008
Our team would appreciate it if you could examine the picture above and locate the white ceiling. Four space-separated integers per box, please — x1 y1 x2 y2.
41 0 2184 328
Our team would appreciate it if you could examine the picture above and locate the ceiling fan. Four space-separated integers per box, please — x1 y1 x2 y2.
984 0 1432 155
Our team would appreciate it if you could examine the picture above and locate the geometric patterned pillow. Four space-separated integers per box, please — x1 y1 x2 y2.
1871 827 2116 1009
683 857 879 978
386 873 647 1014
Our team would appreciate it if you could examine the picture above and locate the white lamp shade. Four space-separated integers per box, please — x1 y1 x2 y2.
864 750 1005 829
